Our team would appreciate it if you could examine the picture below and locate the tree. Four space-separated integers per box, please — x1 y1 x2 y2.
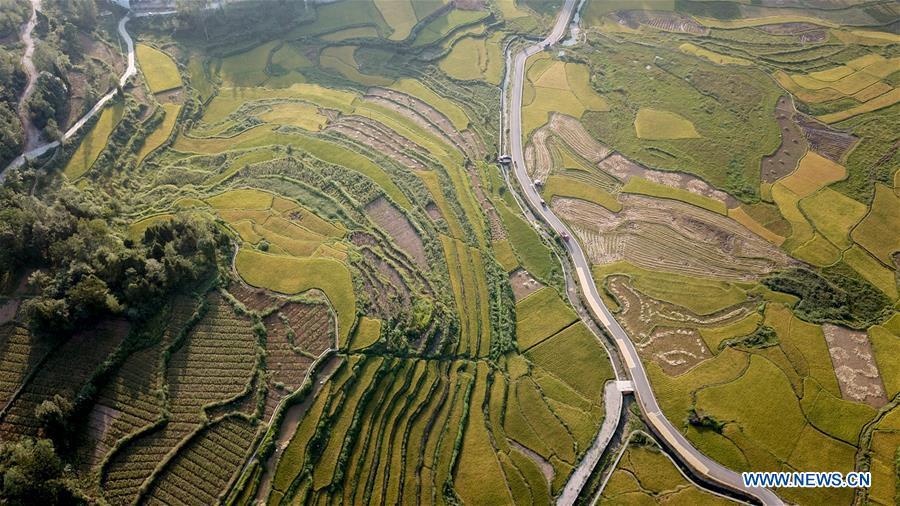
34 395 73 447
0 437 75 505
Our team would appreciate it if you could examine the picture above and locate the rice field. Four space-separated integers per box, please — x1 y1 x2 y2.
63 101 125 179
633 108 701 140
136 44 182 94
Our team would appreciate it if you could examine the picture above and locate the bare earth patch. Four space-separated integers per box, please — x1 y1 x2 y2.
365 197 428 269
761 96 808 183
822 324 888 408
798 115 858 162
509 268 543 302
0 300 19 325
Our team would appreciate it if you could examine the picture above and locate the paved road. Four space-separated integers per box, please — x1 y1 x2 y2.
2 11 136 177
505 3 783 505
558 381 623 505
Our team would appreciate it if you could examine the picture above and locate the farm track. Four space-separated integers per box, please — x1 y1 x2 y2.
505 2 784 504
2 6 137 177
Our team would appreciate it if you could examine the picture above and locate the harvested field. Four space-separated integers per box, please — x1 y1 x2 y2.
822 324 888 407
509 268 543 302
328 116 428 170
597 153 734 207
365 197 428 269
554 195 792 281
760 96 808 183
607 276 755 375
615 10 707 34
144 416 256 505
363 88 482 160
0 324 52 410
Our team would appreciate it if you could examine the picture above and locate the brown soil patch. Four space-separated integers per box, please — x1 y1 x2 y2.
756 22 822 35
528 114 613 181
365 197 428 269
263 313 316 392
761 96 808 183
64 72 89 129
822 324 888 408
228 283 280 311
797 115 858 162
554 195 794 281
279 301 335 356
350 232 415 319
607 276 754 375
426 202 443 221
327 115 427 170
454 0 485 10
0 300 19 325
509 268 543 302
155 87 184 104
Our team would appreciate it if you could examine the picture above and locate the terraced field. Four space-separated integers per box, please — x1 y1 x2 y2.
2 0 897 505
547 4 900 503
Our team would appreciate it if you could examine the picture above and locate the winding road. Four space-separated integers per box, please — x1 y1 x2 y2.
505 3 784 505
2 5 136 177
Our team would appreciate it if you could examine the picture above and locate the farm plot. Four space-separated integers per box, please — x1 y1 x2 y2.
441 236 492 357
523 55 609 135
365 197 428 269
100 295 257 505
144 415 256 505
553 195 792 282
515 287 577 351
63 101 125 179
136 44 182 94
606 275 757 375
850 184 900 266
319 45 392 87
137 103 181 164
760 96 808 183
581 36 782 193
439 32 504 85
600 435 735 505
374 0 418 41
0 324 52 410
0 321 126 438
633 108 700 140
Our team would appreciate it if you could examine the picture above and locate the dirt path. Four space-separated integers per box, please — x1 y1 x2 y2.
16 0 41 152
1 8 136 178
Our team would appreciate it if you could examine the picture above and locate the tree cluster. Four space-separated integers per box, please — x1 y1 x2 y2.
0 437 77 505
762 266 891 329
0 184 229 339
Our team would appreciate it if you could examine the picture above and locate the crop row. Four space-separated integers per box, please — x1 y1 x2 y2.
0 322 125 438
0 325 52 409
144 416 257 505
